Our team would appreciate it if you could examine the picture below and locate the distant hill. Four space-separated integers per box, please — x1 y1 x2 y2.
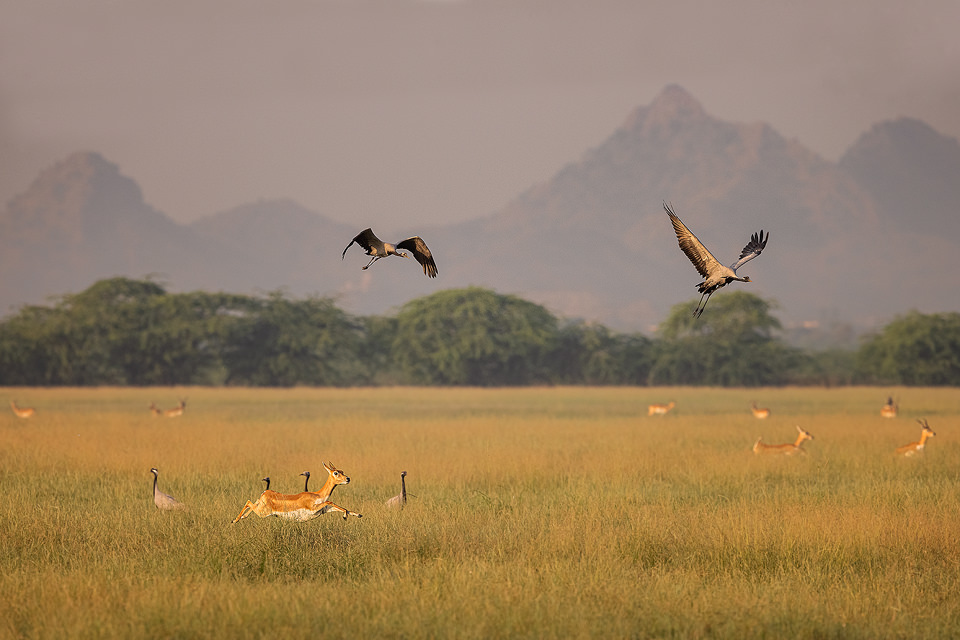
3 86 959 332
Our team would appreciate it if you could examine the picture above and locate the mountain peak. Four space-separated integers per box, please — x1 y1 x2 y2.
621 84 706 133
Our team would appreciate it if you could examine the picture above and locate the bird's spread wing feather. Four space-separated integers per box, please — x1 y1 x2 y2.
342 228 379 259
396 236 438 277
729 230 768 270
664 203 722 279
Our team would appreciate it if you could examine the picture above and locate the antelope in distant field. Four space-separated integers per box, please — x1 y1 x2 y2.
896 419 936 457
751 402 770 419
148 402 162 417
232 461 362 523
10 400 35 418
648 401 675 416
881 396 898 418
163 399 186 418
753 425 814 456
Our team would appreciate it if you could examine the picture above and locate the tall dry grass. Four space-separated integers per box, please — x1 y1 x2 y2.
1 386 958 638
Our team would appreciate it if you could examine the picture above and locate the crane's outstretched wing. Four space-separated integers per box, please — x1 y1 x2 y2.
342 228 380 259
396 236 438 278
729 230 768 270
664 203 722 279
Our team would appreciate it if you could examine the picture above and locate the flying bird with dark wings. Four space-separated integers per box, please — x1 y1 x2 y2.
664 203 768 318
342 228 438 278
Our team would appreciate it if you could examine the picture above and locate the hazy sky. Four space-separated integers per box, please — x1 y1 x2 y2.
3 0 959 228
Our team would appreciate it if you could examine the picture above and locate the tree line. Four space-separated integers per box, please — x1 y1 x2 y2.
1 277 957 387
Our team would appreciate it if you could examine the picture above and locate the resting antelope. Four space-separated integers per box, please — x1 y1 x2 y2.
881 396 898 418
648 401 675 416
751 402 770 419
232 461 362 523
163 399 186 418
896 419 936 457
10 400 35 418
148 402 162 417
753 425 814 456
150 468 187 511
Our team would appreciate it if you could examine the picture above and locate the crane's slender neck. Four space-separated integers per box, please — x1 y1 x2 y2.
152 473 158 493
401 474 406 502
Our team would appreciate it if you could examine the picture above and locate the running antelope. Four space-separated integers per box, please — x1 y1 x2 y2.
163 399 186 418
10 400 35 418
232 461 362 523
148 402 162 417
648 401 675 416
896 419 936 457
751 402 770 419
881 396 898 418
753 425 814 456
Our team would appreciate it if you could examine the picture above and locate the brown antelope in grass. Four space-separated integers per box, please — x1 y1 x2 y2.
753 425 814 456
896 419 936 457
163 399 186 418
881 396 898 418
751 402 770 419
10 400 35 418
148 402 162 417
648 401 675 416
232 461 362 523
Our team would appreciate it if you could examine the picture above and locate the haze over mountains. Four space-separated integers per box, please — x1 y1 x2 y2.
2 85 958 334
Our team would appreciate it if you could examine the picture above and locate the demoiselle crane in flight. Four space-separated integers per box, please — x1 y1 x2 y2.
342 228 438 278
665 203 768 318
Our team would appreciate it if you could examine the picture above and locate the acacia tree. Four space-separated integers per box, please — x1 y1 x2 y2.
649 291 802 386
857 311 960 385
391 287 558 385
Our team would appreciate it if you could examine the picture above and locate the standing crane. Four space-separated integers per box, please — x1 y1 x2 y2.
150 468 187 511
664 203 768 318
342 228 438 278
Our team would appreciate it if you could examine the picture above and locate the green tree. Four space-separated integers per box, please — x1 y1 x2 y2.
221 292 363 386
649 292 800 386
548 322 653 385
391 287 558 385
857 311 960 385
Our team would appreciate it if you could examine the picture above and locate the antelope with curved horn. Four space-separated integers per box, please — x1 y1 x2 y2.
753 425 814 456
881 396 898 418
10 400 35 418
896 419 936 457
163 399 186 418
232 461 362 523
648 401 675 416
751 402 771 419
148 402 162 417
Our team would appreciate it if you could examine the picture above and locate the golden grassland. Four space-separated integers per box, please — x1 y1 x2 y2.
1 386 958 639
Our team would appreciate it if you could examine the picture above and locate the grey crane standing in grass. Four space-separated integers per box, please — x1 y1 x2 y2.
664 202 769 318
300 471 311 492
385 471 409 509
342 228 438 278
150 468 187 511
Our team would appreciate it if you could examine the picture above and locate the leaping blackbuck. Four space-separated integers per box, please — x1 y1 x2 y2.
148 402 162 417
648 401 675 416
10 400 35 418
163 399 186 418
896 419 936 457
881 396 898 418
751 402 771 419
150 468 187 511
385 471 408 509
232 461 362 523
753 425 814 456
